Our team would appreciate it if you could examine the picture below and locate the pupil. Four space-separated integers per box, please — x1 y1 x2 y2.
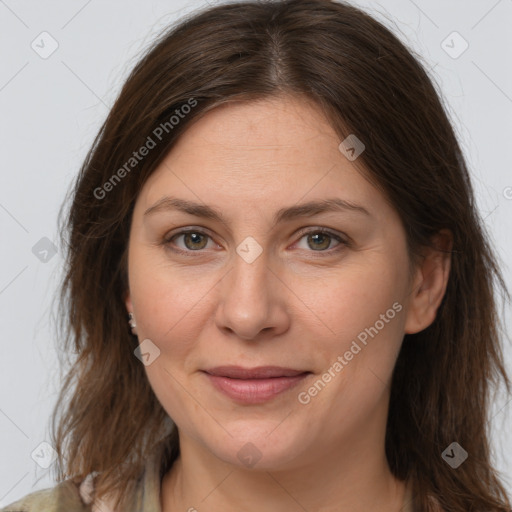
186 233 205 249
309 233 329 250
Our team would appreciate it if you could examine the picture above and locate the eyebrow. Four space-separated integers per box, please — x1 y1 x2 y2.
143 196 371 225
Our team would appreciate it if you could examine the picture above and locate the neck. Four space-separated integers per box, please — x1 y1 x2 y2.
161 428 407 512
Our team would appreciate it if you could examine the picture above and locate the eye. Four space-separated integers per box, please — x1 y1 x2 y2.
165 229 215 253
162 227 349 256
293 228 347 253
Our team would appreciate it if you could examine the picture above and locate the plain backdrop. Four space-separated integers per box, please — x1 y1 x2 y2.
0 0 511 506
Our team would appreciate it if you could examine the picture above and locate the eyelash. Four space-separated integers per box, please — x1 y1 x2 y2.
161 227 349 257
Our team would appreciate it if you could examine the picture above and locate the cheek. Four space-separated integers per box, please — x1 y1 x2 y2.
128 264 212 422
128 252 234 376
307 261 404 350
143 359 208 439
298 266 406 430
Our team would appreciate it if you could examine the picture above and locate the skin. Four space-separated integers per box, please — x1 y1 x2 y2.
124 94 451 512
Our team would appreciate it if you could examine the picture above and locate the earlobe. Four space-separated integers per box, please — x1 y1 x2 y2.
404 230 453 335
128 312 137 334
124 292 138 335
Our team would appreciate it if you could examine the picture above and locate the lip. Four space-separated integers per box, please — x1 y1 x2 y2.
205 365 308 379
202 366 311 404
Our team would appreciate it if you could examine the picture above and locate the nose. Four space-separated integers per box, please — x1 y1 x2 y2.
214 246 290 341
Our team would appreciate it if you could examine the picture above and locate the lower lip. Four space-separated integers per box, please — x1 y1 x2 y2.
204 372 310 404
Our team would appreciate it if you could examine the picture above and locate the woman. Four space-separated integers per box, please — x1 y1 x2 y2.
2 0 510 511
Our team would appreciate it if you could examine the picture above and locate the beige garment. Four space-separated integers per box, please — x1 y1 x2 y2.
0 436 168 512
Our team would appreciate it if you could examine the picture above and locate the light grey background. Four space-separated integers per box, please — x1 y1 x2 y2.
1 0 511 506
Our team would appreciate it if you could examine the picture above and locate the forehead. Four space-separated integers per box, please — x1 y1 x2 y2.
162 95 344 179
181 94 337 145
135 95 392 223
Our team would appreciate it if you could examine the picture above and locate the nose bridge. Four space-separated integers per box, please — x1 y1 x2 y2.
228 240 271 310
215 237 285 339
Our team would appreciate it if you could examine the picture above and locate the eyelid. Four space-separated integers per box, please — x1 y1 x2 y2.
162 227 219 253
162 226 349 255
290 227 349 254
293 226 348 243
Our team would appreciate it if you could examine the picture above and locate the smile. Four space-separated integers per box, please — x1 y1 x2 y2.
202 366 311 404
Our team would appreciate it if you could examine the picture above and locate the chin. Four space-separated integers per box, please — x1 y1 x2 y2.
202 419 309 471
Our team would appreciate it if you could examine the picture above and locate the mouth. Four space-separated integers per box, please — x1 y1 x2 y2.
202 366 311 404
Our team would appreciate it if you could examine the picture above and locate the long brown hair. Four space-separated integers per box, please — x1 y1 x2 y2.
50 1 511 510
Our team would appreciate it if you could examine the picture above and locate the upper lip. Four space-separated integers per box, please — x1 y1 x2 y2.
204 366 309 379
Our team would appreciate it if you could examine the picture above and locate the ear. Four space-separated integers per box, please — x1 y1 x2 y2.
124 290 133 314
404 229 453 334
124 290 138 335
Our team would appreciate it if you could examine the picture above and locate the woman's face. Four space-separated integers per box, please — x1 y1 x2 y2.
125 95 426 470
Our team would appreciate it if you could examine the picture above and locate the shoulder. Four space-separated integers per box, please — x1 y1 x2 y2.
0 478 91 512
